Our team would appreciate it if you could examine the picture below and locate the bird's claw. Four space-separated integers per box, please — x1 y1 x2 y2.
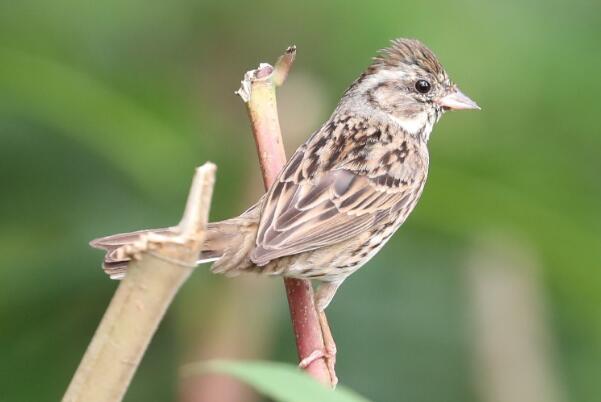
298 349 326 369
298 347 338 387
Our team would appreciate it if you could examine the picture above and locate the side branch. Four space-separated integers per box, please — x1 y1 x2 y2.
236 46 337 387
63 163 217 402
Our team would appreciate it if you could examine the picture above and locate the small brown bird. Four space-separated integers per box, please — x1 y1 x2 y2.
91 38 479 311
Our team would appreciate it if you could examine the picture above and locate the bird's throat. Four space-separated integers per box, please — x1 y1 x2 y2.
389 112 433 142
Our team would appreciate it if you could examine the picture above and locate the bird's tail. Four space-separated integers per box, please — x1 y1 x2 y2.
90 217 258 279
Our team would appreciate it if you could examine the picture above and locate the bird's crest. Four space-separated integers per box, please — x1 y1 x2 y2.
371 38 444 76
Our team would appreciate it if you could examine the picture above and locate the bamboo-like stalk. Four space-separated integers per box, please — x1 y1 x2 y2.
63 163 217 402
236 46 337 387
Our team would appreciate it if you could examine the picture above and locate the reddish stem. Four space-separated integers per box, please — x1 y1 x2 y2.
239 49 334 386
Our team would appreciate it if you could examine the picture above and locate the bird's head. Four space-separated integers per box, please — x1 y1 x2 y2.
341 38 479 141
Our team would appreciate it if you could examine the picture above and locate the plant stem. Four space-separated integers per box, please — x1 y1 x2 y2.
236 46 336 387
63 163 216 402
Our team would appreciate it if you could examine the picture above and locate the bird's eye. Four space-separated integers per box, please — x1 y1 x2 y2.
415 80 431 94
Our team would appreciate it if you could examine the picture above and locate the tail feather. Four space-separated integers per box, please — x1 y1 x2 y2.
90 227 175 279
90 218 258 279
90 227 170 248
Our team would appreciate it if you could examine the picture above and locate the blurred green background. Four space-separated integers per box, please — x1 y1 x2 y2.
1 0 599 401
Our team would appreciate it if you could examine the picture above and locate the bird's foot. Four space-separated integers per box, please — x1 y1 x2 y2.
298 346 338 387
319 311 338 386
298 349 326 369
297 310 339 387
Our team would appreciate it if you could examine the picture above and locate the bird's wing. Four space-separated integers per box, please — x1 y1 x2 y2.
251 121 427 266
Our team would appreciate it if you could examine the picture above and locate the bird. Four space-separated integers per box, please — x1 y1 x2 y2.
91 38 479 312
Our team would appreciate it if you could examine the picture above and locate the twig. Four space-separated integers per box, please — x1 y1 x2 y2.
63 163 217 402
273 45 296 86
236 46 337 387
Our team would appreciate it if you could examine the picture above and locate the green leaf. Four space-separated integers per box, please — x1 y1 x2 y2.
182 360 372 402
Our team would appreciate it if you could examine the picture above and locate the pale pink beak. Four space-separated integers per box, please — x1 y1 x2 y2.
436 88 480 110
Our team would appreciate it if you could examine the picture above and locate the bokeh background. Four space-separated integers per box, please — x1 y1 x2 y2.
1 0 599 401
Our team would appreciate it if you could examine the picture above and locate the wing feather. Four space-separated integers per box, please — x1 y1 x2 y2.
251 169 419 265
250 115 427 266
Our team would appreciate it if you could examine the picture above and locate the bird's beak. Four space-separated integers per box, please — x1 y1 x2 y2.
436 88 480 111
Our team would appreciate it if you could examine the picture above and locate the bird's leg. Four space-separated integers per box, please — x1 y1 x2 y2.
318 310 338 386
314 280 343 312
297 280 342 386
